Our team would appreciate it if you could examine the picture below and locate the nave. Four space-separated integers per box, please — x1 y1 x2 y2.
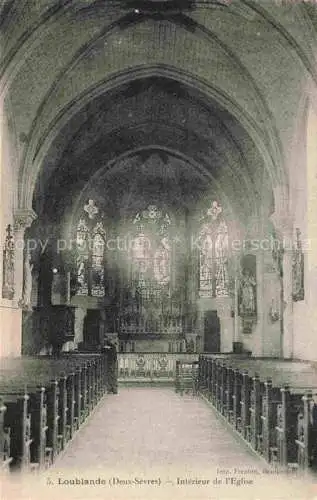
4 387 314 500
2 2 317 498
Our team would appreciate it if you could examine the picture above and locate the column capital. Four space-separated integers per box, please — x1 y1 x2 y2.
13 209 37 232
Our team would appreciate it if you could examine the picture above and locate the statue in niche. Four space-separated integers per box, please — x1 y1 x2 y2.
239 270 257 317
292 228 304 301
2 225 15 300
21 250 33 309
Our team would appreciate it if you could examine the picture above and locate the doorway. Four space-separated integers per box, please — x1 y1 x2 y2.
204 310 220 353
83 310 101 347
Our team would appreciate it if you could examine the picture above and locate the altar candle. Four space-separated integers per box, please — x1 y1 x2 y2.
67 271 71 304
234 275 239 342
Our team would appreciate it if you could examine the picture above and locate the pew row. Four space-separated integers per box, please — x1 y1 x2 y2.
198 354 317 472
0 352 112 472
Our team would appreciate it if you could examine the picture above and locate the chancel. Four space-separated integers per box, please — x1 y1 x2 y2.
1 0 317 492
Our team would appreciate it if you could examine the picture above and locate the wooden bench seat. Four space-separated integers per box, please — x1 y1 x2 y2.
0 398 13 471
0 352 109 472
175 360 199 395
198 354 317 471
0 391 32 471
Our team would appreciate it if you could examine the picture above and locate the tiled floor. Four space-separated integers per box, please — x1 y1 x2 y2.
4 388 316 500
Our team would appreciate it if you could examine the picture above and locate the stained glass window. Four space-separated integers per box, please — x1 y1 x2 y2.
215 220 229 297
76 219 89 296
130 205 171 299
199 224 213 297
154 237 170 285
198 202 229 297
91 224 105 297
75 204 106 297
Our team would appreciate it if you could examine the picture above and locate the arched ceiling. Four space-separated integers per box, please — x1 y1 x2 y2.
34 75 262 222
1 0 316 224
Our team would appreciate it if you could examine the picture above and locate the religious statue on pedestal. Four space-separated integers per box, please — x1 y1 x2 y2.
292 228 304 301
2 225 15 300
20 249 33 309
239 270 257 317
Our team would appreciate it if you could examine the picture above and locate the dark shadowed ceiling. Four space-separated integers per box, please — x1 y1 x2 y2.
4 0 313 228
34 76 263 222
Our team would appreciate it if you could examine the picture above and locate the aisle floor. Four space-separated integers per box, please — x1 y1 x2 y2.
4 388 316 500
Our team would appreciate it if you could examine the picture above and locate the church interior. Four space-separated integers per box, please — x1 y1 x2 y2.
1 0 317 495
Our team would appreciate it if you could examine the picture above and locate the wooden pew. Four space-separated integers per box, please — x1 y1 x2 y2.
224 365 234 420
0 399 12 471
253 366 317 469
0 391 32 471
0 352 109 472
260 379 281 462
0 372 70 465
174 360 198 395
28 387 50 469
295 392 316 469
240 370 252 441
198 354 317 471
250 374 264 452
274 386 305 467
0 354 100 469
0 369 54 470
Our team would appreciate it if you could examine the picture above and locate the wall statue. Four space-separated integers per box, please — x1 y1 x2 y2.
20 250 33 309
2 225 15 300
292 228 304 301
239 270 257 317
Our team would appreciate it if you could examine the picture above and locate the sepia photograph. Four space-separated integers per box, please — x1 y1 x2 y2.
1 0 317 498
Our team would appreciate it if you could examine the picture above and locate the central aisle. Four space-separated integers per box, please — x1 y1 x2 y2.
6 388 315 500
54 387 264 470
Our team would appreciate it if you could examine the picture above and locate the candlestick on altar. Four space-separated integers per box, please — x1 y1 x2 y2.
66 271 71 304
234 273 239 343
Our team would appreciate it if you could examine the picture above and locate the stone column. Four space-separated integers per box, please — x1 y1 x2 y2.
13 209 37 306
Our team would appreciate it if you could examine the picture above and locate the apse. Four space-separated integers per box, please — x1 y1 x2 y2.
25 71 274 356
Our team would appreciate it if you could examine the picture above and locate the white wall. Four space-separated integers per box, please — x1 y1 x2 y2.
292 98 317 361
0 99 22 357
